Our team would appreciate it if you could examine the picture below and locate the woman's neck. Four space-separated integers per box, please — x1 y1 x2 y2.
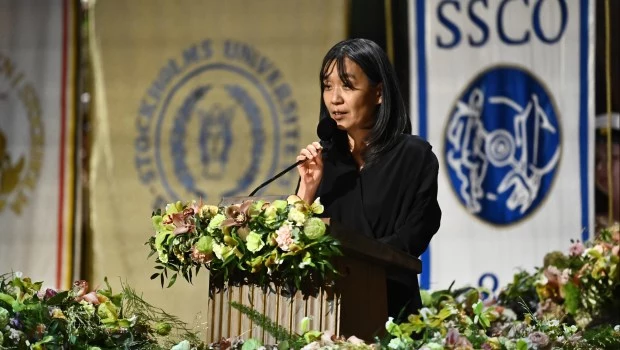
347 129 369 169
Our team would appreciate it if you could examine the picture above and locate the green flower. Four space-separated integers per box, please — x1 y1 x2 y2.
264 205 279 225
272 199 287 210
155 231 171 251
155 322 172 336
195 236 214 254
288 207 306 226
165 201 184 215
0 306 8 329
249 256 264 273
97 301 119 325
248 200 266 218
207 214 226 233
310 197 324 214
198 205 218 219
246 231 265 253
158 249 169 264
212 243 234 260
303 217 326 240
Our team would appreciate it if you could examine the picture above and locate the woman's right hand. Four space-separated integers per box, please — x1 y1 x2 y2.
296 141 324 202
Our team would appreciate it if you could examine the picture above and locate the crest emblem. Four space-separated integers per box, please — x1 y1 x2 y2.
444 66 561 225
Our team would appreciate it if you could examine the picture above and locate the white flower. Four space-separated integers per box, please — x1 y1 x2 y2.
614 325 620 332
301 342 321 350
171 340 191 350
419 307 432 320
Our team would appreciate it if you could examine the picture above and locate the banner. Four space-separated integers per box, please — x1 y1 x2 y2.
408 0 595 293
0 0 77 289
90 0 346 325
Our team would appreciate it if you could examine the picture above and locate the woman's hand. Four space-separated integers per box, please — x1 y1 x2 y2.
296 141 323 203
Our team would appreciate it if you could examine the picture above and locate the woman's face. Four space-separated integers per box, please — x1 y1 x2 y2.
595 141 620 206
322 58 382 133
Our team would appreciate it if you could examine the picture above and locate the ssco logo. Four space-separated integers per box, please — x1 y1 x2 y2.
444 66 561 225
436 0 568 48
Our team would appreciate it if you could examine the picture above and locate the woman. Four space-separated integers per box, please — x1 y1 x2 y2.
296 38 441 319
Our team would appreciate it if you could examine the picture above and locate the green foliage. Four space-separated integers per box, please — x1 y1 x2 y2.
229 301 305 349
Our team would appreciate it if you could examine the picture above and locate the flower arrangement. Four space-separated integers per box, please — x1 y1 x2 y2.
146 195 342 297
499 224 620 330
383 287 615 350
0 272 202 349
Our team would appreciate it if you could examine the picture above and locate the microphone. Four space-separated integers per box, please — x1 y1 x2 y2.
248 117 336 196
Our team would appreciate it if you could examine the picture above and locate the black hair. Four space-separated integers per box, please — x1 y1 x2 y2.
319 38 410 167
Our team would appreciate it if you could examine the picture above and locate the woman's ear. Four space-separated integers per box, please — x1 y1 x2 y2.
376 83 383 105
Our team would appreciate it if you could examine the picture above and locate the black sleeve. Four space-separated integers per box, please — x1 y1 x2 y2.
378 147 442 257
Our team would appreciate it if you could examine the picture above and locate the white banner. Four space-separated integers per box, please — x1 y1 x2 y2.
408 0 595 294
0 0 77 288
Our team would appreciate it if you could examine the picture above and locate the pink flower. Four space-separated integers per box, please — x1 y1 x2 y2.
275 224 294 251
190 246 213 264
80 291 101 305
162 208 195 235
612 245 619 256
568 241 585 256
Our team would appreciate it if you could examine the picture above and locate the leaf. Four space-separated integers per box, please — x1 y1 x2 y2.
46 291 69 306
516 339 528 350
473 300 483 314
480 314 490 328
150 273 160 280
167 273 178 288
562 282 581 315
160 273 164 288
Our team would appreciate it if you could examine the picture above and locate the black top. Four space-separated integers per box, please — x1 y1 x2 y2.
316 133 441 296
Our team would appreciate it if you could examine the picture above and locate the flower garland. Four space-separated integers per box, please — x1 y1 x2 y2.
146 195 342 297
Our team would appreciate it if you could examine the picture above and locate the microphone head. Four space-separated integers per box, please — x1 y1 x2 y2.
317 117 336 142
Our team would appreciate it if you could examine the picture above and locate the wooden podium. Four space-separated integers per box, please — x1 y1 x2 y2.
205 220 422 343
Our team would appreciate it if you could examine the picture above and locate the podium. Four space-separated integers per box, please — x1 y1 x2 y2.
205 219 422 343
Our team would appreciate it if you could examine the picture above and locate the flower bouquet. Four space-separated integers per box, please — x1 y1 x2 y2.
146 195 342 298
0 273 201 349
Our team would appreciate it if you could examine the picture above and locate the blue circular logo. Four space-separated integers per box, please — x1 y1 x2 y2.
444 66 561 225
134 40 300 209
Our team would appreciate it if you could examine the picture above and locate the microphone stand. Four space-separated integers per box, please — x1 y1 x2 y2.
248 159 304 196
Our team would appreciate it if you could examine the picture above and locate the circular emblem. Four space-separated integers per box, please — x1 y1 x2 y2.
0 53 44 215
135 40 299 209
444 66 561 225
